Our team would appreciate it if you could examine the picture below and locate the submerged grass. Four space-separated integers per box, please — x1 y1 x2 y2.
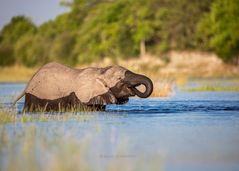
0 108 162 171
0 124 162 171
1 102 163 170
0 112 101 124
0 124 92 171
0 105 102 124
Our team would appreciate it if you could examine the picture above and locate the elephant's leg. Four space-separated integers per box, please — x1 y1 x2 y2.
23 92 84 112
24 92 109 112
23 93 38 112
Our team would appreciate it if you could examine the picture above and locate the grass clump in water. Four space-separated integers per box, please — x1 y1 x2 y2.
0 110 16 123
0 106 100 124
0 104 16 123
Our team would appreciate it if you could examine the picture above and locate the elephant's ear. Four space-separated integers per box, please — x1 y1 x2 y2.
75 77 117 105
86 78 117 105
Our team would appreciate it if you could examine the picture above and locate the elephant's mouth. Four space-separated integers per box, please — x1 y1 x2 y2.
116 96 129 104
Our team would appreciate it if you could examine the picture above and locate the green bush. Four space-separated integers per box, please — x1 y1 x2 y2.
0 16 36 44
0 44 15 66
15 34 51 67
49 32 77 66
197 0 239 63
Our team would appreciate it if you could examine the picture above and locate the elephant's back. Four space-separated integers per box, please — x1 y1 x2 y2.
25 62 78 100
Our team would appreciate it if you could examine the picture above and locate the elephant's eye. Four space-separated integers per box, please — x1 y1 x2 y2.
117 77 121 80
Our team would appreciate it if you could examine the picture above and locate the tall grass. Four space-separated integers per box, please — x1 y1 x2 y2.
0 65 36 82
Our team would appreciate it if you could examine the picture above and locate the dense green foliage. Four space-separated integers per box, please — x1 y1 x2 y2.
197 0 239 63
0 16 36 66
0 0 238 67
0 44 15 66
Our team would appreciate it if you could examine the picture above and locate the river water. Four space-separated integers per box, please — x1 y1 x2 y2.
0 83 239 171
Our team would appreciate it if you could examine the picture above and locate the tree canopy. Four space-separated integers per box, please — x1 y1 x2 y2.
197 0 239 63
0 0 238 67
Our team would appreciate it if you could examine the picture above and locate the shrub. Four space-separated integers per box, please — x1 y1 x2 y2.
0 44 15 66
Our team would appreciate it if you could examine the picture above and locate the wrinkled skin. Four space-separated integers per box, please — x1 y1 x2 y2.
12 62 153 112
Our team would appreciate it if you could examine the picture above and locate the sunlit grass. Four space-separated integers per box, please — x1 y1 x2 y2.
0 109 16 123
0 106 102 124
182 85 239 92
0 65 36 82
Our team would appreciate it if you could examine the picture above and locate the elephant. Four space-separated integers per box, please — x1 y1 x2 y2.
12 62 153 112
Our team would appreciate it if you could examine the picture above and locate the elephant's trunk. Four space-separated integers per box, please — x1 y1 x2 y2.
124 71 153 98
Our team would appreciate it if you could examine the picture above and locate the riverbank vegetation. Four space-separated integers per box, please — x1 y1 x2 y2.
0 0 239 68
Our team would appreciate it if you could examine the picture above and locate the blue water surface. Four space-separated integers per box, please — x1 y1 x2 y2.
0 83 239 171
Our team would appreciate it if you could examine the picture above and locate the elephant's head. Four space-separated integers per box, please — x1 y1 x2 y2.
95 66 153 105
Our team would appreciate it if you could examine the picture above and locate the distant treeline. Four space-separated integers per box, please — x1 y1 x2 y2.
0 0 239 67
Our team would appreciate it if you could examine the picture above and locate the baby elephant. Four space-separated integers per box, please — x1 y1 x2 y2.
13 62 153 112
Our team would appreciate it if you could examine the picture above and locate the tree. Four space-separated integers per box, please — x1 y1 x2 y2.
197 0 239 64
0 44 15 66
0 16 36 66
159 0 213 50
123 0 155 57
1 0 234 66
0 16 36 44
15 34 52 67
73 0 128 63
73 0 166 61
49 32 77 65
